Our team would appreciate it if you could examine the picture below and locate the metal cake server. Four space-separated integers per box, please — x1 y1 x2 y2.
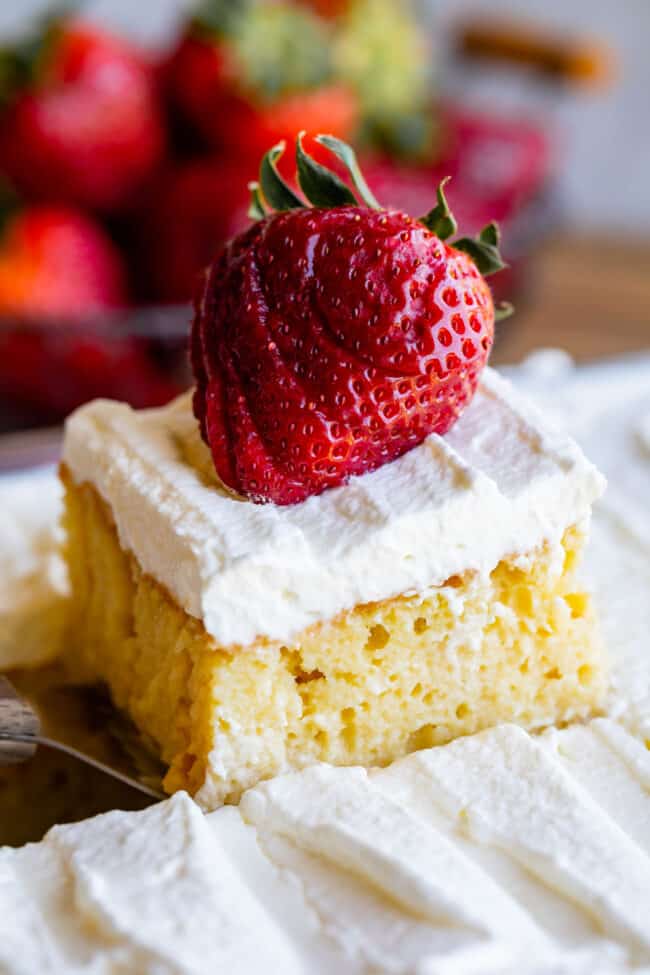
0 675 165 800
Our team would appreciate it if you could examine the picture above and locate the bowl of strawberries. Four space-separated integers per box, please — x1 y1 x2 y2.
0 0 553 430
0 13 181 427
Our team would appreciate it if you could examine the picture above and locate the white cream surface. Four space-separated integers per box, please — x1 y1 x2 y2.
0 468 69 669
61 366 604 647
3 722 650 975
0 793 307 975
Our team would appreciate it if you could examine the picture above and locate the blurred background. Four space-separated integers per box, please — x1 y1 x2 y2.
0 0 647 445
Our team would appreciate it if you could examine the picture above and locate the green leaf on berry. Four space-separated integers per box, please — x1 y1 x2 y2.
419 181 508 281
478 222 499 247
249 134 512 310
453 222 508 277
296 132 359 208
419 177 457 240
259 142 304 212
247 181 268 221
315 134 380 210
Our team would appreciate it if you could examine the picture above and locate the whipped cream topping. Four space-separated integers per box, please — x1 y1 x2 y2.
0 468 69 669
244 721 650 974
241 763 549 947
62 367 604 647
3 720 650 975
0 793 306 975
378 726 650 959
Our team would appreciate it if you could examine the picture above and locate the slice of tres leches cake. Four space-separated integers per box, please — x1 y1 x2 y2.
60 367 605 808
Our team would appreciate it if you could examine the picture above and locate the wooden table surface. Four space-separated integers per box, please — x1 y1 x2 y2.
492 234 650 366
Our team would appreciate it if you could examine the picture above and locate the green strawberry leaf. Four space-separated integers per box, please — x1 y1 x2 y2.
259 142 304 212
247 181 268 221
419 177 457 240
296 132 358 208
315 134 380 210
250 134 512 315
452 222 508 277
479 222 500 247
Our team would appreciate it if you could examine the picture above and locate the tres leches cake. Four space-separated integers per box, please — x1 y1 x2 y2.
60 137 606 807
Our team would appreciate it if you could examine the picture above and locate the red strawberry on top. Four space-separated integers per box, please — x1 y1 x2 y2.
0 16 164 212
192 135 511 505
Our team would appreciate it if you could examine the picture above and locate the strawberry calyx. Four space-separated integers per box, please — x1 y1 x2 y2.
192 0 333 102
419 176 510 304
191 0 252 39
249 133 512 317
335 0 434 162
297 132 380 208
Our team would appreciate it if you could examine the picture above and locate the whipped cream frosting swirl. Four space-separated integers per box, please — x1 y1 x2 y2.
3 719 650 975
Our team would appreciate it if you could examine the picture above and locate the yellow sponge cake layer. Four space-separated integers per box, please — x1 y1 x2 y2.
62 467 606 808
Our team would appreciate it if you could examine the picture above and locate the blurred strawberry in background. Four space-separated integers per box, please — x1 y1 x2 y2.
137 158 250 304
0 16 165 212
163 0 358 167
332 0 434 161
0 204 126 318
363 106 551 240
0 199 177 417
140 0 437 304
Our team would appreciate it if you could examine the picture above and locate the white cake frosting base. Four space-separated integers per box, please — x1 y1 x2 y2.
3 719 650 975
61 366 604 647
